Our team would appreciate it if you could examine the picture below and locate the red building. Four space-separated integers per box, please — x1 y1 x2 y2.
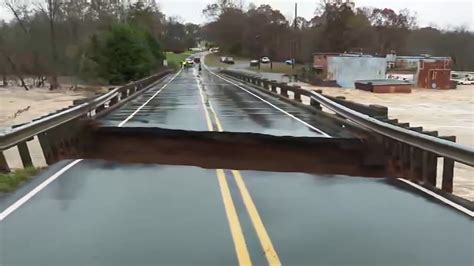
417 59 453 89
313 53 340 74
389 55 454 89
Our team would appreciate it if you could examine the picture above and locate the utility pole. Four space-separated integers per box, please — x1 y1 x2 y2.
256 35 261 71
292 2 297 70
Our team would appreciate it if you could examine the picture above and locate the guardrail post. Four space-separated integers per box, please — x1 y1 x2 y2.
294 92 301 102
422 151 437 186
441 136 456 193
253 77 259 86
420 131 439 186
409 146 422 182
110 94 119 107
249 77 255 85
95 104 105 113
261 79 269 90
291 86 302 102
409 126 423 132
280 83 289 98
17 142 33 168
369 105 388 118
270 81 278 93
0 152 10 173
442 158 455 193
399 143 411 177
310 98 322 110
390 141 402 174
38 131 56 165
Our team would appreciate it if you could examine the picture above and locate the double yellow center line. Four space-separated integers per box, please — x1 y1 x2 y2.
196 73 281 266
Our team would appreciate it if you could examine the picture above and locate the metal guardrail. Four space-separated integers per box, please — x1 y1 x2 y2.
0 91 119 150
0 70 172 171
221 69 474 195
309 92 474 166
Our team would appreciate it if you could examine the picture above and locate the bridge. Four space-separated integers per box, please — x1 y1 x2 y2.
0 56 473 265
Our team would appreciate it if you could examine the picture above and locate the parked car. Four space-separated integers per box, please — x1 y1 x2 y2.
250 59 259 66
220 56 227 62
194 57 201 63
209 47 219 53
457 78 473 85
224 57 235 64
260 57 271 64
285 59 294 65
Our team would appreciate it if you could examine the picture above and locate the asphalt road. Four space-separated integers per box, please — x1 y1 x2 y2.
1 65 473 265
1 160 472 265
98 66 352 138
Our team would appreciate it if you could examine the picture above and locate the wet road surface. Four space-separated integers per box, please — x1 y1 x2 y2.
1 160 472 265
99 70 209 131
1 66 473 265
99 66 351 137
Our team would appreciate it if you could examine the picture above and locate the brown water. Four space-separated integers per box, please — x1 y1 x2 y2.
293 82 474 200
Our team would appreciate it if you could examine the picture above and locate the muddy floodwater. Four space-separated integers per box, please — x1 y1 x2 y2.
1 84 473 200
0 87 89 131
294 83 474 200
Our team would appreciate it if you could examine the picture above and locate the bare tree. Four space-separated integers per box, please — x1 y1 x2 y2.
34 0 62 90
4 0 30 33
4 0 47 87
0 5 30 90
0 48 29 90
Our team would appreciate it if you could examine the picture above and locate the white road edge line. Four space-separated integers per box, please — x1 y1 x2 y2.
0 159 83 222
203 58 472 216
195 68 214 131
118 69 182 127
203 64 331 137
397 178 473 217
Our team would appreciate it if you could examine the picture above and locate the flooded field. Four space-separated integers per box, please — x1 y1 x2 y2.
0 87 89 131
294 82 474 200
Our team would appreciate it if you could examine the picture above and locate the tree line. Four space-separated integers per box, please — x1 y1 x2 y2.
0 0 200 88
202 0 474 70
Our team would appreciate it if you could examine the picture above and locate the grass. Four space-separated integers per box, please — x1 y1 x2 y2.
247 62 304 75
204 53 248 68
204 53 229 68
0 167 39 192
165 51 196 70
205 53 304 75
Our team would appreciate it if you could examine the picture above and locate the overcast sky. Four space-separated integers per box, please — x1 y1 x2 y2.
160 0 473 30
0 0 472 30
